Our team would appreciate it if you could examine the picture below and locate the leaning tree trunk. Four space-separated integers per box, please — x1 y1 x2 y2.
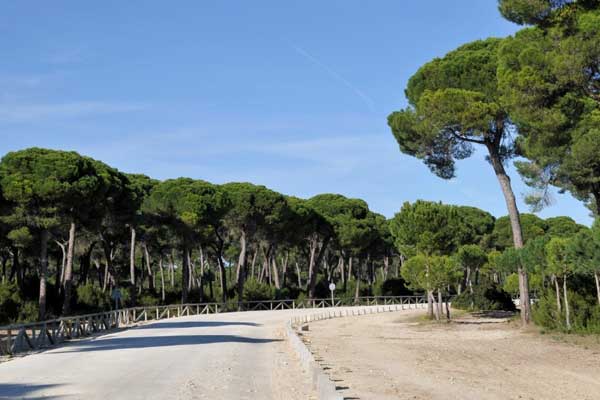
38 229 49 320
62 222 76 315
487 141 530 324
130 227 136 286
563 275 571 330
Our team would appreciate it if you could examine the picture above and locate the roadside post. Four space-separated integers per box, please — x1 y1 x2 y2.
329 282 336 307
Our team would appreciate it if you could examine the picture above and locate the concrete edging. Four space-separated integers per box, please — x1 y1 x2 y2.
285 303 426 400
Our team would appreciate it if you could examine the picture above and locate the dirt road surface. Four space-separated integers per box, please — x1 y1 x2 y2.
0 309 317 400
305 310 600 400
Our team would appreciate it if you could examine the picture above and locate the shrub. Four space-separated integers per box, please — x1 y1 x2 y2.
533 289 600 334
0 281 22 324
76 283 111 312
243 278 273 301
379 278 413 297
452 282 516 312
17 301 39 323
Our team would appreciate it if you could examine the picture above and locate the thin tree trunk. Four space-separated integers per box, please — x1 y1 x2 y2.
130 227 136 286
553 275 562 313
354 264 361 304
55 240 67 286
272 256 280 289
383 256 389 281
169 253 175 288
181 247 190 303
143 243 154 292
237 231 247 306
563 275 571 330
216 254 227 303
38 230 49 320
339 256 345 286
487 141 530 324
102 259 109 292
251 251 257 279
594 271 600 306
295 262 302 288
62 222 76 315
159 257 165 302
427 290 433 319
281 252 289 287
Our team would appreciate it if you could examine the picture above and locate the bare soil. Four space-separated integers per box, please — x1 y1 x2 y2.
303 309 600 400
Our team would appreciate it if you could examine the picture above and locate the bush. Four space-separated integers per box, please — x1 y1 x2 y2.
0 281 22 324
533 289 600 333
18 301 39 323
76 283 111 313
243 278 273 301
452 282 516 312
379 278 413 297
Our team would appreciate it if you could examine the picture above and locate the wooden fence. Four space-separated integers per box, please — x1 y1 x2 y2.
0 295 426 356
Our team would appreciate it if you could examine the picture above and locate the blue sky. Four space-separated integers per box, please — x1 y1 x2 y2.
0 1 592 224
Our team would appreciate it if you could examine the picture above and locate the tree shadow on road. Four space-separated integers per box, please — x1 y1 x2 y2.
50 335 281 354
136 321 261 330
0 383 66 399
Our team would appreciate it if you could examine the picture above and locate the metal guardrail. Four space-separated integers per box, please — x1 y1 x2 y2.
0 296 426 356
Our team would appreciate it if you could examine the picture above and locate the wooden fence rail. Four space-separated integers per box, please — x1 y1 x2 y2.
0 295 426 356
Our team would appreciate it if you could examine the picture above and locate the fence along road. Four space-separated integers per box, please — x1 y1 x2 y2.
0 296 426 399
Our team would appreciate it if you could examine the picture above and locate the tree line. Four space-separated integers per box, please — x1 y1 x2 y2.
1 147 597 334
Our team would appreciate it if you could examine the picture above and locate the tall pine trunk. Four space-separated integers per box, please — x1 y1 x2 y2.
487 141 530 324
62 222 76 315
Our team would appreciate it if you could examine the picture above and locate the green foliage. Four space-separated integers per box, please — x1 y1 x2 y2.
453 281 517 311
76 284 111 313
379 278 413 296
17 301 40 323
498 8 600 212
390 200 460 257
388 38 509 180
534 289 600 333
492 214 547 250
0 281 22 324
242 278 274 302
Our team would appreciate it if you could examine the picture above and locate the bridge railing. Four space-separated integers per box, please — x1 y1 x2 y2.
0 295 426 356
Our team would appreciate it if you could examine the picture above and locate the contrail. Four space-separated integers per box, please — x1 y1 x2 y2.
291 44 376 112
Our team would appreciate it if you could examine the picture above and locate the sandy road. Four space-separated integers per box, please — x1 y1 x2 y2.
0 309 318 400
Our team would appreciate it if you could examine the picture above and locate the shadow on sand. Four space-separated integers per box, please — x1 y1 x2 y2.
0 383 67 399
